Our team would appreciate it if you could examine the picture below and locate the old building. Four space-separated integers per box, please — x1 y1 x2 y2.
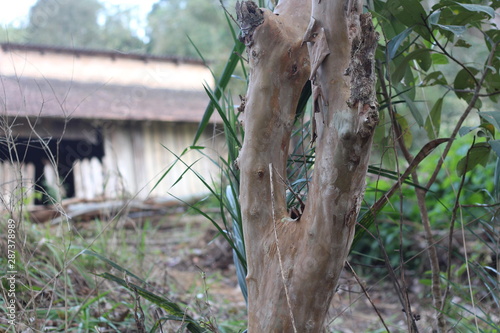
0 43 224 211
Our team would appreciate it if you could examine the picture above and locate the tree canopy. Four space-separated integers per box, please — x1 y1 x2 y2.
26 0 104 48
146 0 236 72
1 0 145 53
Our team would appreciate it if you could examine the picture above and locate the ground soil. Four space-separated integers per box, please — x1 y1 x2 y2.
73 211 438 333
7 206 496 332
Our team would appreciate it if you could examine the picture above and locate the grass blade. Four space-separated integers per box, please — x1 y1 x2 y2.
193 41 246 145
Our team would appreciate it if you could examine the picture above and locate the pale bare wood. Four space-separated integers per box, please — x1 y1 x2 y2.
237 0 378 330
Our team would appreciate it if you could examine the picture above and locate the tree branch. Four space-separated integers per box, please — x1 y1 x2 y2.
425 41 498 189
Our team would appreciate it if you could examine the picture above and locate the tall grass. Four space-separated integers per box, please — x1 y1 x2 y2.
0 76 228 332
159 2 500 332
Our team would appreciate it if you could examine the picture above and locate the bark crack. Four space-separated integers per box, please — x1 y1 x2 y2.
346 13 379 109
269 163 298 333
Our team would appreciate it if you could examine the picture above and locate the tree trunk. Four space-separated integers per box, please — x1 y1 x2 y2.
236 0 378 331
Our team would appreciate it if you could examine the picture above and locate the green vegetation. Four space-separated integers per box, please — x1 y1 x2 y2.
0 207 245 331
26 0 105 48
171 0 500 330
146 0 237 72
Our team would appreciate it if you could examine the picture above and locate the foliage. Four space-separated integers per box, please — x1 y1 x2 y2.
0 24 26 44
0 215 136 331
357 0 499 329
352 138 496 271
171 0 500 330
146 0 237 72
0 205 237 332
26 0 104 47
98 5 146 52
1 0 146 53
83 250 210 333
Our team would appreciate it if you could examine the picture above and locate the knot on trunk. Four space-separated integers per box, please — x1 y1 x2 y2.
236 0 264 45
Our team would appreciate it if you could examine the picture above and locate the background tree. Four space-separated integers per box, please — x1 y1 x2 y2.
146 0 235 72
100 5 146 52
26 0 104 48
23 0 145 52
0 24 26 44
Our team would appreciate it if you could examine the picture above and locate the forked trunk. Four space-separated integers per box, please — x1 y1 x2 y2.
236 0 378 331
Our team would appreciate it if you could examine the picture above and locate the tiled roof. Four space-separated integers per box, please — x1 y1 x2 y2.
0 75 218 123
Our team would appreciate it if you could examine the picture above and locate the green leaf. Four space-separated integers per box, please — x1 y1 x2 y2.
485 29 500 49
489 140 500 158
454 67 479 100
397 115 413 148
399 90 424 126
419 278 432 286
203 84 241 148
428 10 441 25
193 40 246 145
430 53 449 65
425 97 443 139
479 111 500 131
387 27 413 60
485 73 500 96
458 126 479 137
387 0 427 28
225 185 248 303
392 48 433 82
453 2 496 18
404 68 417 99
422 71 447 86
478 117 497 139
413 48 432 71
455 39 472 48
456 143 491 176
434 23 467 36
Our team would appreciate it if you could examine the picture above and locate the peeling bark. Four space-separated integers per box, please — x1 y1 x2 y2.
236 0 378 331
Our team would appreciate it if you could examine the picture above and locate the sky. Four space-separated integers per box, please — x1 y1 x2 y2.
0 0 159 37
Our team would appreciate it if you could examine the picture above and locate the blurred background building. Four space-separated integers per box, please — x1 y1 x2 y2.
0 42 224 210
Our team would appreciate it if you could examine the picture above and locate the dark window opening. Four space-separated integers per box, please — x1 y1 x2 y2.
0 131 105 205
